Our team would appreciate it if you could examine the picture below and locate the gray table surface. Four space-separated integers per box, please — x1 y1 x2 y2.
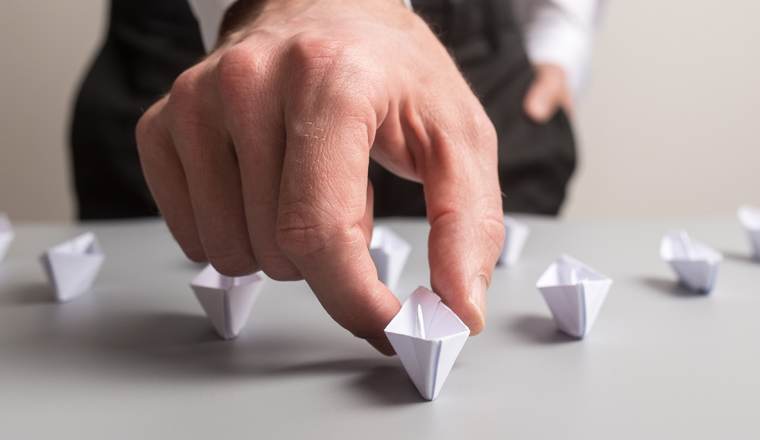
1 216 759 439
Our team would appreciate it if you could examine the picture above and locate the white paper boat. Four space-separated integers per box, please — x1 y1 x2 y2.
536 254 612 339
498 216 530 267
738 205 760 260
0 213 14 264
40 232 105 302
369 226 412 292
384 286 470 400
190 264 266 340
660 230 722 293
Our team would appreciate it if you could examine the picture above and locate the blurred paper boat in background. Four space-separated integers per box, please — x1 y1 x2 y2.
40 232 105 302
738 205 760 260
498 216 529 267
536 254 612 339
370 226 411 292
0 213 14 264
660 230 722 293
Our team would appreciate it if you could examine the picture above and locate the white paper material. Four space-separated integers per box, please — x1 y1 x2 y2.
536 254 612 339
660 230 722 293
0 213 14 264
738 205 760 260
40 232 105 302
498 216 530 266
369 226 412 292
384 286 470 401
190 264 266 340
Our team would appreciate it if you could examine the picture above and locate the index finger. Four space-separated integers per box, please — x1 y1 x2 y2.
275 72 400 354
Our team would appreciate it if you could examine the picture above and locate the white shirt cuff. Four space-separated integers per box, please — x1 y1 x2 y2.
187 0 238 52
515 0 605 99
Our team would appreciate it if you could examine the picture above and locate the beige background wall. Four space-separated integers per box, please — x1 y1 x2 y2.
1 1 758 222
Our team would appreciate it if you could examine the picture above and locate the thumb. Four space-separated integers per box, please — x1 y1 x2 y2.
422 110 504 335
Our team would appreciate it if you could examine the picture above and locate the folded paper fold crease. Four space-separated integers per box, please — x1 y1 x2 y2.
190 264 266 339
384 286 470 400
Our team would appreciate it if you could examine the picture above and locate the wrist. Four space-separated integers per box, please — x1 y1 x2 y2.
219 0 413 36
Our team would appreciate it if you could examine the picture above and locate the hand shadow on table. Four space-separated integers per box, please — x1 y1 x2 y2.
639 276 709 298
507 314 577 345
57 310 416 404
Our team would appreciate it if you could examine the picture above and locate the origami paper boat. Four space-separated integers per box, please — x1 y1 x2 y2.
370 226 412 292
498 216 530 267
0 213 14 264
384 286 470 400
738 205 760 260
190 264 266 340
536 254 613 339
40 232 105 302
660 230 722 293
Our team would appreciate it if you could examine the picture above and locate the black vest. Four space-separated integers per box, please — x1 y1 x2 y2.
71 0 575 219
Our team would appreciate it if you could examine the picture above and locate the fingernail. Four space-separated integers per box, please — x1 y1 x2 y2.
470 275 488 320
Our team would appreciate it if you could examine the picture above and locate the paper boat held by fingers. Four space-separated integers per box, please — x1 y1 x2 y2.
369 226 412 292
536 254 613 339
191 264 266 340
738 205 760 260
498 215 530 267
384 286 470 401
40 232 105 302
660 230 722 293
0 213 14 264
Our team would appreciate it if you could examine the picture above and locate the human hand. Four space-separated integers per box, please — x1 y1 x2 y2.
136 0 504 354
523 63 574 124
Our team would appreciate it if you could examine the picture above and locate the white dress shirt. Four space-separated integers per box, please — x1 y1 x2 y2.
187 0 603 98
512 0 606 99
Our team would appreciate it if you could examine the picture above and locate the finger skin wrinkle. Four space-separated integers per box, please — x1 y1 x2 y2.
479 214 506 261
276 199 345 258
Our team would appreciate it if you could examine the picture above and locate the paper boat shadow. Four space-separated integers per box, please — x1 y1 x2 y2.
353 365 431 405
639 276 709 298
719 249 756 264
508 314 579 344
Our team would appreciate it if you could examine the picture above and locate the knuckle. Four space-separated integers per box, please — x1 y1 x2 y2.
165 69 207 126
479 118 498 149
170 67 203 103
465 104 498 152
275 203 342 261
216 45 263 99
288 31 346 75
135 110 157 153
